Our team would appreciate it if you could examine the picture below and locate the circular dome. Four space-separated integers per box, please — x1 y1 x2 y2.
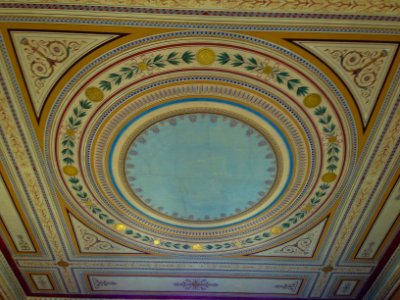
123 112 278 222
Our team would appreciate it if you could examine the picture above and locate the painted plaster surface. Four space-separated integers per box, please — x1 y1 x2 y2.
0 2 399 300
124 112 277 222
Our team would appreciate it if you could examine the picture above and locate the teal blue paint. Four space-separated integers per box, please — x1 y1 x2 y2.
109 98 293 229
125 114 276 221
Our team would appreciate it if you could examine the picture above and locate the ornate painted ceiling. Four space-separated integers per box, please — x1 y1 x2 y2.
0 1 399 299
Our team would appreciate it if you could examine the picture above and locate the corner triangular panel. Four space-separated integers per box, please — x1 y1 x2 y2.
11 31 117 117
70 214 145 254
295 41 397 126
250 219 327 257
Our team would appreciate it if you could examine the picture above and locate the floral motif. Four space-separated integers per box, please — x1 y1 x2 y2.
173 278 218 291
99 51 195 91
0 95 29 168
216 52 309 96
61 99 92 166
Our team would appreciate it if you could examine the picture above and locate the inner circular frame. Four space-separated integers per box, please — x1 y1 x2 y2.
85 86 317 238
108 98 294 229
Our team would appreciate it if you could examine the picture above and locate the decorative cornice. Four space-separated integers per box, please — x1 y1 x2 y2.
0 252 25 300
364 244 400 299
0 0 399 17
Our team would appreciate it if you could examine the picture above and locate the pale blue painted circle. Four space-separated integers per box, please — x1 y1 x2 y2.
124 113 277 221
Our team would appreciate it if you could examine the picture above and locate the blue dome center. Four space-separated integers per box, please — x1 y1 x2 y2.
124 113 277 221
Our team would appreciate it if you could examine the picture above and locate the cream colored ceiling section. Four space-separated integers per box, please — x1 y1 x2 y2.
0 175 34 252
296 41 397 126
70 215 145 254
11 31 116 117
251 218 326 257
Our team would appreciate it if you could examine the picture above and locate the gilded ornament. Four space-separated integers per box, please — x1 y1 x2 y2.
322 172 337 183
262 65 273 74
196 48 216 65
322 265 334 273
57 260 70 268
63 165 78 176
303 93 322 108
304 204 313 213
138 61 148 71
114 223 127 231
192 244 203 251
66 129 75 136
328 136 337 143
153 239 161 245
270 226 283 235
85 87 104 102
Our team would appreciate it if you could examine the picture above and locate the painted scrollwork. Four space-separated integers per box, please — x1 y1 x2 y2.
16 235 31 251
325 48 388 103
20 38 84 91
92 278 117 289
279 234 313 255
173 278 218 291
274 282 299 293
359 241 376 258
80 228 118 251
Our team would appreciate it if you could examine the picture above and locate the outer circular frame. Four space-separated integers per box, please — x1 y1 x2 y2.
46 32 351 255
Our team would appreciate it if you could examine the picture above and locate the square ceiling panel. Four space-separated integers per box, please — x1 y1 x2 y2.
0 2 399 300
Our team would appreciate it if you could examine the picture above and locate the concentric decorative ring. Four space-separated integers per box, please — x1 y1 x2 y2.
46 33 350 255
107 98 292 228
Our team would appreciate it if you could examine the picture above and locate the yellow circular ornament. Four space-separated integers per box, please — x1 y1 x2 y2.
153 239 161 245
63 165 78 176
196 48 216 65
303 93 322 108
270 226 283 235
114 223 127 231
85 87 104 102
322 172 337 183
